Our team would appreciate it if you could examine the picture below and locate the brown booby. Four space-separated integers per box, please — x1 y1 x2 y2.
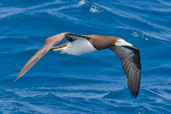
15 32 141 98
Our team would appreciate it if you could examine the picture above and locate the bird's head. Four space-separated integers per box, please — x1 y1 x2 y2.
115 39 133 47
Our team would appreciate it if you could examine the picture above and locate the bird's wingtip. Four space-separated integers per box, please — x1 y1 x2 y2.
131 90 139 98
14 79 17 83
14 77 19 83
14 74 22 83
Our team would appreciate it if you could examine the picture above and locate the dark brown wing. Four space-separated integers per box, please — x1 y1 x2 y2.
66 33 90 41
15 33 67 82
110 46 141 98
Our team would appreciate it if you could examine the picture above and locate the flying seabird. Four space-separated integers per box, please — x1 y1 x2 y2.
15 32 141 98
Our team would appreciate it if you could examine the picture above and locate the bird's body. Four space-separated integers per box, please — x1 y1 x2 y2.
15 32 141 98
60 38 96 55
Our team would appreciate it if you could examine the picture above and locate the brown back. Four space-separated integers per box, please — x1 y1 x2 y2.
89 35 121 50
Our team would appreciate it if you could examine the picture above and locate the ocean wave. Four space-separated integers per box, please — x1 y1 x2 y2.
1 87 170 113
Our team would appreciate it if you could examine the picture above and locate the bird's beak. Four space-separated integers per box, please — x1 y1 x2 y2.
52 48 63 52
52 47 66 54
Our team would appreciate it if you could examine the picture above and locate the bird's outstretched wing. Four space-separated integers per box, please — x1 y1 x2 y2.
15 33 91 81
110 46 141 98
15 33 67 81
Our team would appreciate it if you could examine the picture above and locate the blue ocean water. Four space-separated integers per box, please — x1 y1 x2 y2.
0 0 171 113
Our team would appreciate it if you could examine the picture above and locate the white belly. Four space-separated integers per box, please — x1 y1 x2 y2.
61 39 97 55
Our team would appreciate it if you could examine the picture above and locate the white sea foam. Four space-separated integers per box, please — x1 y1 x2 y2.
78 0 86 6
90 5 100 13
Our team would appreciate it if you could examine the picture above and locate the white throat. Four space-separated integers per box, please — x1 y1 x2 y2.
61 39 97 55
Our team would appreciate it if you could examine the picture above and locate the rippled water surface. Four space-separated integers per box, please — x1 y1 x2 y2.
0 0 171 113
